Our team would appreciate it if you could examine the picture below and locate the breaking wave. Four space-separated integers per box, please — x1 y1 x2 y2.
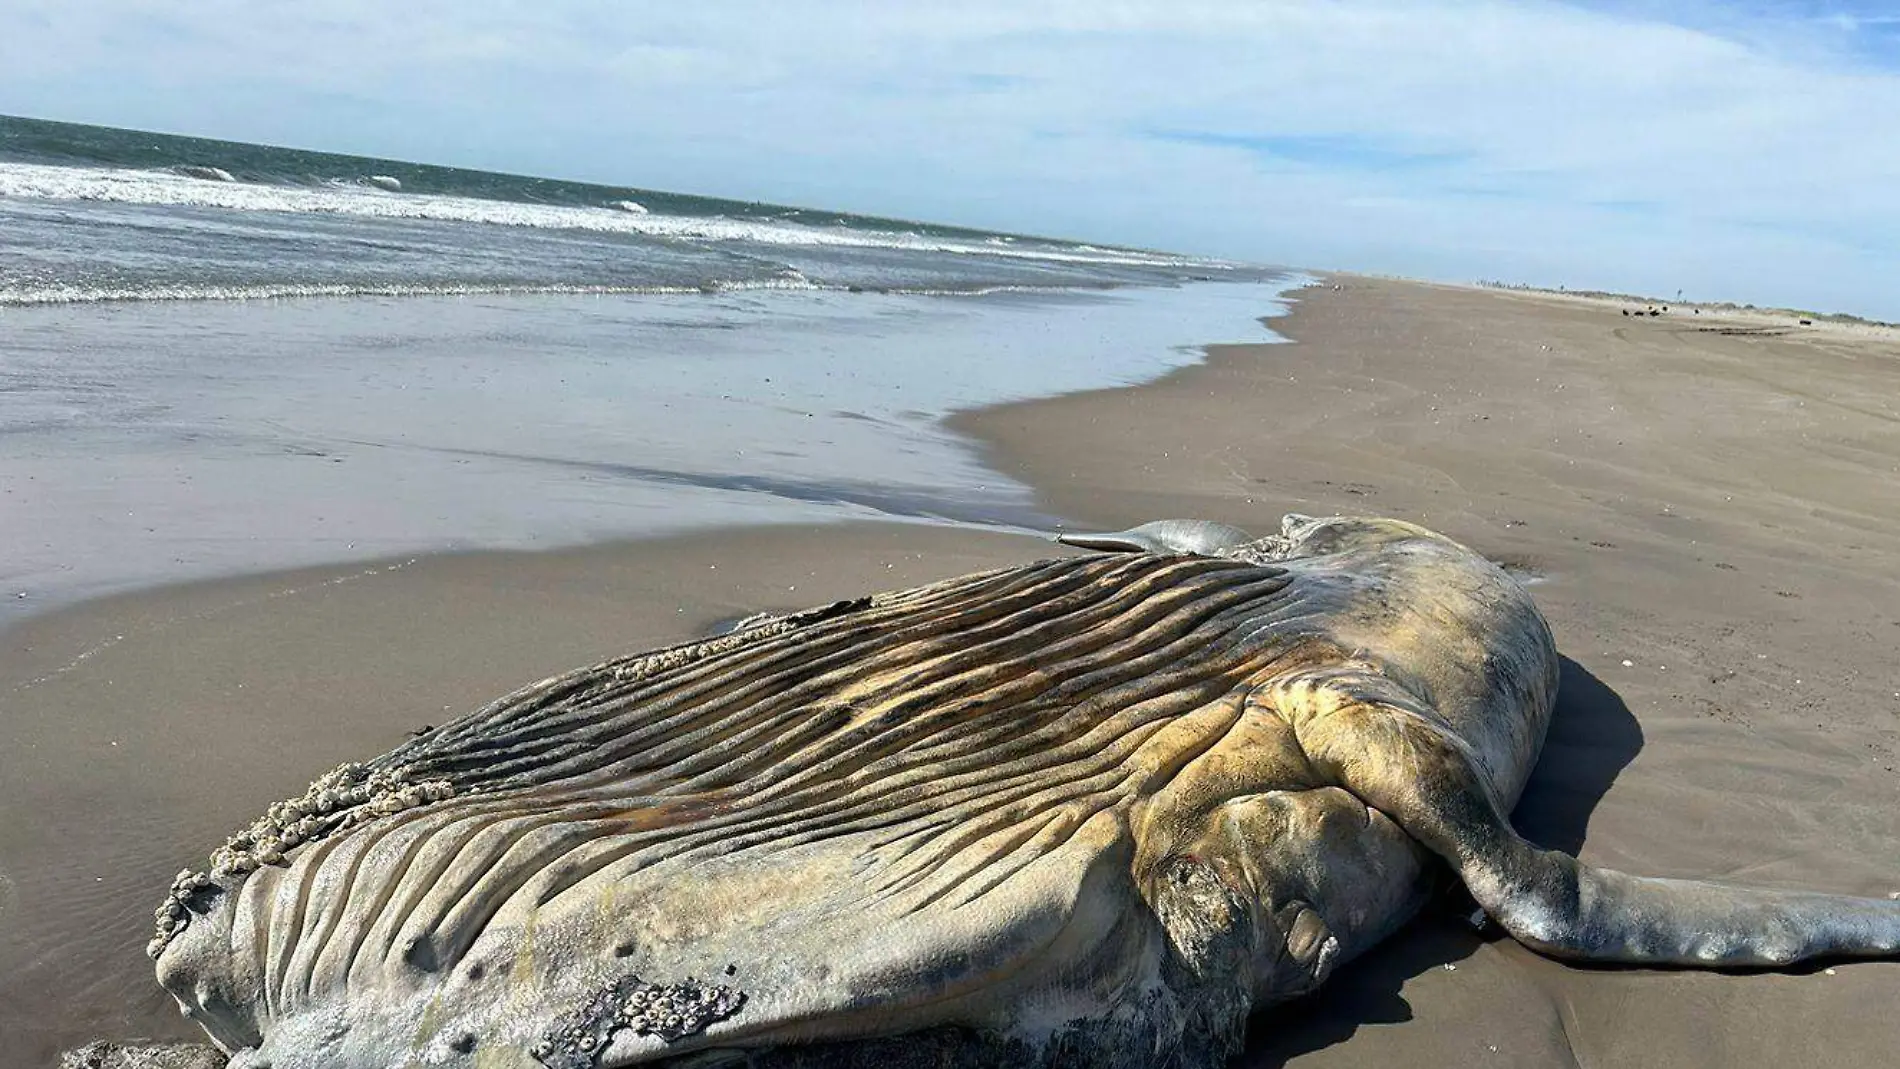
0 115 1268 309
172 164 235 182
0 160 1204 269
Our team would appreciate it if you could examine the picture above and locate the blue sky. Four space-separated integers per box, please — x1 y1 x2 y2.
3 1 1896 317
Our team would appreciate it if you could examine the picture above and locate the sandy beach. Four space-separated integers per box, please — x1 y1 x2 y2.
964 276 1900 1066
6 276 1900 1066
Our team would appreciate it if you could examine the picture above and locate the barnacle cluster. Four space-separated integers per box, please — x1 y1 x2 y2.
148 762 454 959
1223 534 1295 565
530 973 747 1069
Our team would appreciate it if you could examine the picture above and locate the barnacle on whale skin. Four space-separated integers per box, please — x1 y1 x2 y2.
147 762 454 959
532 974 747 1069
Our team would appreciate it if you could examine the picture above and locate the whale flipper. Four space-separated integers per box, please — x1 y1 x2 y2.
1057 519 1255 557
1280 667 1900 966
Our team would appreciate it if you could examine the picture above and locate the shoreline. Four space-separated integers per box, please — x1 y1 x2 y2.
0 278 1299 630
0 277 1301 1066
8 276 1900 1066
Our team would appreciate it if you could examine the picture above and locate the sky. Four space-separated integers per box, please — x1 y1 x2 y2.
2 1 1896 318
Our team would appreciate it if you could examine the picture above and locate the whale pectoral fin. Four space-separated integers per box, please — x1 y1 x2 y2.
1056 520 1254 557
1057 530 1169 553
1281 674 1900 967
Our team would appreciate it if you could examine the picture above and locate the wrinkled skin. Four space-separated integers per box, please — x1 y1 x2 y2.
152 514 1900 1069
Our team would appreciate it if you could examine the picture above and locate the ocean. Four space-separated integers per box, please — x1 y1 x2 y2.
0 114 1302 620
0 115 1309 1059
0 114 1259 305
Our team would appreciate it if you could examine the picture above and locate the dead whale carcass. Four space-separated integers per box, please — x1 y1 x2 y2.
151 515 1900 1068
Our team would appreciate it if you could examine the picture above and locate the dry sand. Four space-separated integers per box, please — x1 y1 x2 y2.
5 276 1899 1066
959 276 1900 1067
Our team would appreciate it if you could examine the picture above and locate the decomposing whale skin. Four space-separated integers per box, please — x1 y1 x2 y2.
151 514 1900 1069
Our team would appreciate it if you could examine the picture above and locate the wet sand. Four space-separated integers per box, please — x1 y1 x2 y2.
6 276 1900 1066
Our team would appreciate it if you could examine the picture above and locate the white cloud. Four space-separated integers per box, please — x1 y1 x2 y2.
2 0 1896 316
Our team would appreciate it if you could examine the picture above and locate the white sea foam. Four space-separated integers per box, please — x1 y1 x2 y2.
0 160 1212 269
366 175 402 191
0 275 1161 308
0 276 826 308
612 199 648 214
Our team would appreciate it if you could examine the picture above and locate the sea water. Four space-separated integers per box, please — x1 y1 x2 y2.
0 114 1259 304
0 115 1303 619
0 115 1307 1060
